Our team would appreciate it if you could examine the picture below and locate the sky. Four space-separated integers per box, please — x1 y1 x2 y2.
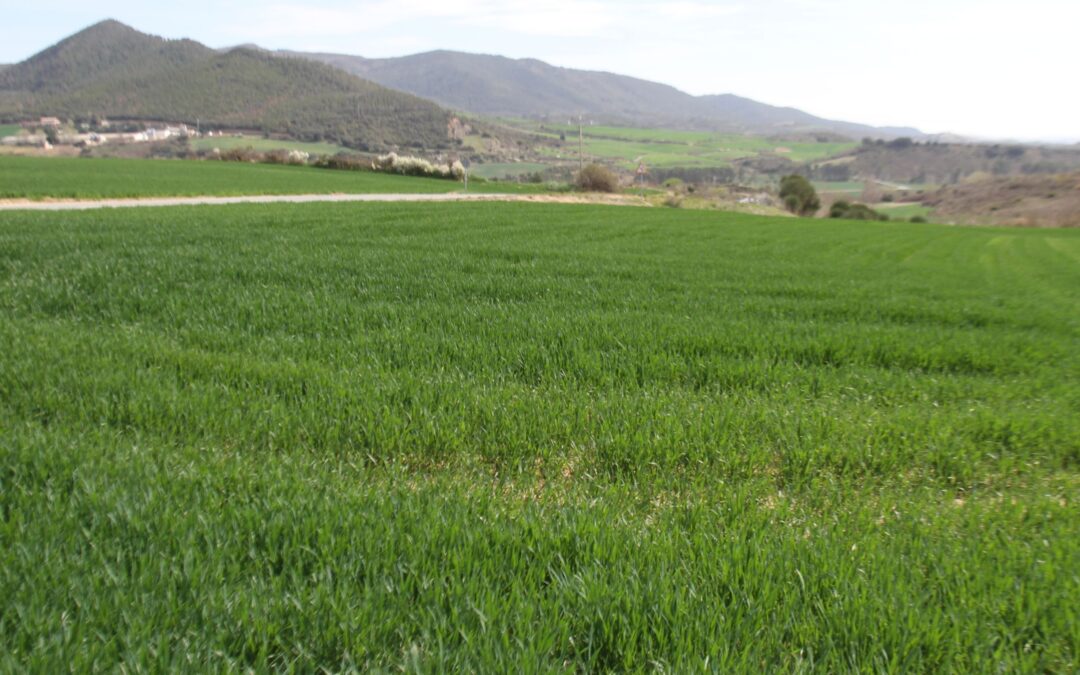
2 0 1077 142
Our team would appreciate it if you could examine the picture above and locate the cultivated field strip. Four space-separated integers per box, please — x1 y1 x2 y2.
1 202 1077 670
0 156 544 201
0 192 647 212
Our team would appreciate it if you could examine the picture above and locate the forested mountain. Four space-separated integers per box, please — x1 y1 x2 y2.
0 21 454 151
287 49 922 139
0 20 212 94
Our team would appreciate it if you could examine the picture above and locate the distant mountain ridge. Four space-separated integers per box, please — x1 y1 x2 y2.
0 21 454 151
283 49 923 139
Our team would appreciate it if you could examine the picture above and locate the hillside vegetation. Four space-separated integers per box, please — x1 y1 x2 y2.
288 49 920 138
0 20 453 151
1 202 1078 670
924 172 1080 227
822 140 1080 185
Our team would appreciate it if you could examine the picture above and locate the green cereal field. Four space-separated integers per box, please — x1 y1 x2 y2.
1 201 1077 670
525 122 857 169
0 156 544 200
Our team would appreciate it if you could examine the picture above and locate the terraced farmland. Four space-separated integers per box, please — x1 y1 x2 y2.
1 202 1077 670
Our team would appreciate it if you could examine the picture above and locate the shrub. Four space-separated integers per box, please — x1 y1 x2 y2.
313 154 370 171
829 200 852 218
260 149 309 166
910 216 928 223
262 150 290 165
219 147 262 163
830 201 889 221
576 164 619 193
780 175 820 216
371 152 462 180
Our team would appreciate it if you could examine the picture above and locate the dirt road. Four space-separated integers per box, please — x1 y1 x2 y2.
0 192 650 211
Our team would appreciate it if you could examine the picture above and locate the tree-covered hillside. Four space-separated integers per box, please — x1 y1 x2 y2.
0 21 454 151
289 49 921 139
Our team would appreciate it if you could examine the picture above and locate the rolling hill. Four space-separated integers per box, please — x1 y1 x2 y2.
923 172 1080 227
833 140 1080 184
0 21 455 151
286 49 923 139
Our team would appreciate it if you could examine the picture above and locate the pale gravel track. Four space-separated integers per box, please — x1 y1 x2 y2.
0 192 650 211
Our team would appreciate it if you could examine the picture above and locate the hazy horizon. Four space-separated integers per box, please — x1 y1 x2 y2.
3 1 1077 143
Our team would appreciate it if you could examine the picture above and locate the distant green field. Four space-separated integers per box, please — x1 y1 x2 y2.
190 136 349 155
0 156 542 199
877 202 934 220
469 161 548 179
1 202 1077 670
531 122 857 169
0 124 20 139
814 180 867 195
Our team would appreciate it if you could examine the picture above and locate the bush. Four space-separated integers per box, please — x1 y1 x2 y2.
910 216 928 223
370 152 462 180
829 200 852 218
576 164 619 193
262 149 308 166
779 175 820 216
313 154 370 171
262 149 288 165
218 147 262 163
830 200 889 221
